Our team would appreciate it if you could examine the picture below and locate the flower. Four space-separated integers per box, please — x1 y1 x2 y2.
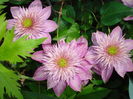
85 26 133 82
7 0 58 44
32 37 92 96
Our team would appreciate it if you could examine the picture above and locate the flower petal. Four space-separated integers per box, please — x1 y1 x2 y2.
77 67 92 80
125 39 133 51
114 63 126 78
101 66 113 83
53 81 66 97
69 76 81 91
91 65 102 75
7 19 15 29
33 66 47 81
92 31 107 45
114 58 133 77
110 26 122 39
43 20 58 32
47 77 59 89
85 47 96 64
124 16 133 21
32 51 45 63
29 0 42 9
76 37 88 57
41 6 52 20
42 33 52 44
42 44 52 52
10 7 20 18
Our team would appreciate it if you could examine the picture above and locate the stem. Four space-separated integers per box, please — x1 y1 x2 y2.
56 0 64 39
20 74 34 81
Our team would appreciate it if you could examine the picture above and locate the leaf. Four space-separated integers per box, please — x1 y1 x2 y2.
0 28 45 64
0 63 23 99
77 84 111 99
129 77 133 99
0 14 6 40
101 1 133 26
66 23 80 42
22 91 58 99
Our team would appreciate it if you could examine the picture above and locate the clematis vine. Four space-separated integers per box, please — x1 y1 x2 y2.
7 0 58 44
85 26 133 82
32 37 92 96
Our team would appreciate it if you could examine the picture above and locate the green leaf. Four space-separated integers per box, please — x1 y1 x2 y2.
101 1 133 26
0 63 23 99
77 84 111 99
0 28 45 64
0 14 6 40
66 23 80 42
22 91 58 99
129 77 133 99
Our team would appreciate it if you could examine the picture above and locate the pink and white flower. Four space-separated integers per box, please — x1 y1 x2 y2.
85 26 133 82
32 37 92 96
7 0 58 44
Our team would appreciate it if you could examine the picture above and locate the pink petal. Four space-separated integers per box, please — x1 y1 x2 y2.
85 47 96 64
82 80 89 86
125 39 133 51
124 16 133 21
47 77 59 89
42 33 52 44
124 59 133 72
10 7 20 18
92 31 107 45
77 67 92 80
101 66 113 83
91 65 102 75
80 60 93 71
114 63 126 78
114 58 133 77
29 0 42 9
41 6 52 20
7 19 15 29
33 66 47 81
42 20 58 33
42 44 52 52
69 76 81 91
76 37 88 57
110 26 122 39
32 51 45 63
53 81 66 96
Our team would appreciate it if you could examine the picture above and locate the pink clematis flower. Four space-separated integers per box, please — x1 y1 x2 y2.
7 0 58 44
32 37 92 96
85 26 133 83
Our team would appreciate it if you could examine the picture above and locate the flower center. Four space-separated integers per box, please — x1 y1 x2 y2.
57 58 68 67
107 46 119 55
22 18 33 28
